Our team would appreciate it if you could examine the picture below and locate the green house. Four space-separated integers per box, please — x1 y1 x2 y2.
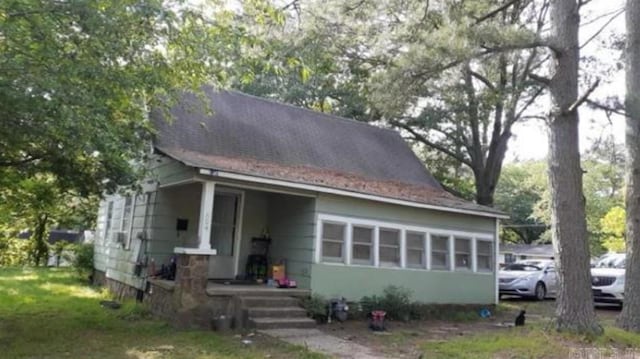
93 89 505 328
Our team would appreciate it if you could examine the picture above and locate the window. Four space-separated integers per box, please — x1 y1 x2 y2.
455 237 472 270
476 240 493 271
504 253 515 264
121 196 133 231
316 215 494 274
379 228 400 267
431 235 449 269
321 222 346 262
352 226 373 265
406 231 426 268
104 201 114 241
211 192 240 256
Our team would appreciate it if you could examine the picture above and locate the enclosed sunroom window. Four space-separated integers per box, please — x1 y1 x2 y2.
477 240 494 272
431 235 449 270
406 231 426 269
379 228 400 267
352 225 374 265
321 222 346 263
455 237 472 270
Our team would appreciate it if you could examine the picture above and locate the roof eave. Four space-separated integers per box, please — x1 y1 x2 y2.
197 167 509 220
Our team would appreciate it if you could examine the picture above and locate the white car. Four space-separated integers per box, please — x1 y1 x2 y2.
499 260 557 300
591 253 625 306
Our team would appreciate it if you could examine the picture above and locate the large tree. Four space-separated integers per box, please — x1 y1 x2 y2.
0 0 274 195
617 0 640 332
236 0 549 206
545 0 601 334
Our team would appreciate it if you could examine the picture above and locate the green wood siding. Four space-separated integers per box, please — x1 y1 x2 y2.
236 190 269 278
267 193 315 289
311 263 495 304
312 193 497 304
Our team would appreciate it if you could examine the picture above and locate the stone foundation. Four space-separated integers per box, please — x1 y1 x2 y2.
173 254 218 328
145 280 177 322
108 279 139 300
92 269 107 286
93 256 243 330
92 269 139 300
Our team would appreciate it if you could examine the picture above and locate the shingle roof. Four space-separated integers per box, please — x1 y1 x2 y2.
151 88 504 217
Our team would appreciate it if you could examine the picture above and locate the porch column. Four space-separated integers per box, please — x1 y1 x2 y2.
197 181 215 251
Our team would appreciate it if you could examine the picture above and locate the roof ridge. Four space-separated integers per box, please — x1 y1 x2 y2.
224 89 400 135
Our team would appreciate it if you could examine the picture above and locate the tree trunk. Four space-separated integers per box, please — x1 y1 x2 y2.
617 0 640 332
547 0 601 334
31 214 49 267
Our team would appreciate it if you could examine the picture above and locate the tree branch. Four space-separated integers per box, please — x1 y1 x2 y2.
514 86 546 122
396 123 473 167
579 8 625 49
528 72 551 85
0 156 40 167
566 79 600 114
469 70 496 91
473 0 522 25
586 99 627 117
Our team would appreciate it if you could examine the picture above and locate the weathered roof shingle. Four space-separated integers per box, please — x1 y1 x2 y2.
152 88 504 217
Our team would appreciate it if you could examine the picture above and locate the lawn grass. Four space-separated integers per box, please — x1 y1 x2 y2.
422 324 569 359
421 321 640 359
0 267 324 359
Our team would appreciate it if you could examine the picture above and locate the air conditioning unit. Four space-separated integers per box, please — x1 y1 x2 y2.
111 231 128 247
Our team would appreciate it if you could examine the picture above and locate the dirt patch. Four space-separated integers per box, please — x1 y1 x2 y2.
317 299 624 358
318 315 519 358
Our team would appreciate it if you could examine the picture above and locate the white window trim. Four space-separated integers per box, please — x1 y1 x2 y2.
405 231 426 269
315 213 494 275
318 220 347 263
125 196 136 249
476 238 494 272
104 200 114 241
350 224 375 266
454 236 473 271
378 227 401 267
426 233 451 271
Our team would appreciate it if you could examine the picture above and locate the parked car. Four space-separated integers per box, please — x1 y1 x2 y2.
591 253 625 306
499 259 557 300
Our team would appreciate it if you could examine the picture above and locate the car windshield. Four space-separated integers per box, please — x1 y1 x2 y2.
503 263 542 271
596 255 626 269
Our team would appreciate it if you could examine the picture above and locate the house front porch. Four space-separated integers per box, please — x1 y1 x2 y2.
142 178 317 329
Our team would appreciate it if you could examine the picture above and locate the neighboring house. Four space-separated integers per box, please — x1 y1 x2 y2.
499 243 554 265
19 229 83 266
93 88 506 329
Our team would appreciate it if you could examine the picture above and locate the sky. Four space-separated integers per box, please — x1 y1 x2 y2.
507 0 626 162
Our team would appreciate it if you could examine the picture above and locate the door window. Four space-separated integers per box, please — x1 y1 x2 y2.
210 192 239 256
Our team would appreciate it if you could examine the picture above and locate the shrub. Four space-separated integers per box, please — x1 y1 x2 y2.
301 294 328 322
0 236 30 266
361 285 413 321
67 243 94 275
49 240 70 267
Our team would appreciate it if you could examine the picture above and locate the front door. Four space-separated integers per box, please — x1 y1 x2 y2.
209 191 241 279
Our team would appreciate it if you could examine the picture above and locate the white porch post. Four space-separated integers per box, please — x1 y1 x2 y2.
197 181 216 251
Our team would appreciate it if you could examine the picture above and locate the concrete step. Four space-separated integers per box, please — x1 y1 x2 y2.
241 296 300 308
248 306 308 318
251 317 316 330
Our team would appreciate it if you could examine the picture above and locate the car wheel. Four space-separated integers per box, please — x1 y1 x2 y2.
534 282 546 301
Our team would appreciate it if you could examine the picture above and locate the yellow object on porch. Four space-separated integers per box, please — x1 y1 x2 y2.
272 263 286 282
